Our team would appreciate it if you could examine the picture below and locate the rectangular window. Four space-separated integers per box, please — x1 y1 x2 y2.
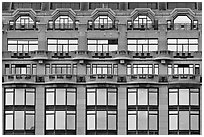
172 64 197 75
168 88 200 134
11 2 42 10
10 64 35 75
48 39 78 52
128 64 158 75
86 88 117 134
128 39 158 52
86 64 117 75
50 2 80 10
167 39 198 52
8 39 38 52
88 39 118 52
50 64 77 75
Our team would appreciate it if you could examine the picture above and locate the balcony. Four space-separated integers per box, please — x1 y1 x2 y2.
168 74 201 84
30 50 50 60
44 74 77 84
3 75 36 84
173 51 202 58
86 74 118 84
126 74 159 84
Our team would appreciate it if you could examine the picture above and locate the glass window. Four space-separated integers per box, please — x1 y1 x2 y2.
128 114 136 130
191 115 199 130
15 111 24 130
149 93 157 105
5 92 13 105
97 111 106 130
108 115 116 130
46 114 54 130
46 92 54 105
169 93 178 105
5 113 13 130
169 115 178 130
108 93 116 105
190 93 199 105
26 92 35 105
26 112 34 130
56 88 66 105
138 111 147 130
87 114 95 130
149 115 157 130
179 89 189 105
128 92 136 105
97 89 107 105
56 111 65 129
138 89 148 105
15 89 25 105
179 111 189 130
67 114 75 129
67 92 75 105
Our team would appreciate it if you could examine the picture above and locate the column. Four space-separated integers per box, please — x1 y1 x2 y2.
76 86 86 135
117 85 127 135
118 23 127 51
35 86 45 135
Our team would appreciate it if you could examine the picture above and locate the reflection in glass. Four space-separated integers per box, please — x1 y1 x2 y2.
15 111 24 130
97 111 106 130
56 111 65 129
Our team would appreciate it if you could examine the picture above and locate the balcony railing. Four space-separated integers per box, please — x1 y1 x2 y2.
127 74 159 83
44 74 77 83
3 74 36 83
86 74 118 83
168 74 201 83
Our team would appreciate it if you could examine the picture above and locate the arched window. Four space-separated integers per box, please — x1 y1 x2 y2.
133 15 153 30
94 16 113 29
173 16 191 30
54 16 74 30
15 16 35 30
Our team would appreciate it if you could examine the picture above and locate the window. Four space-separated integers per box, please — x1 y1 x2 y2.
46 64 77 75
55 16 73 30
133 15 153 30
168 88 200 134
168 64 198 75
11 2 41 10
45 88 76 135
89 2 119 10
46 88 76 106
173 16 191 30
4 88 35 134
48 39 78 52
94 16 113 30
167 39 198 52
128 2 158 9
10 64 36 75
128 39 158 52
88 39 118 52
127 64 159 75
86 88 117 134
127 88 158 134
10 16 38 30
86 64 118 75
8 39 38 52
50 2 80 10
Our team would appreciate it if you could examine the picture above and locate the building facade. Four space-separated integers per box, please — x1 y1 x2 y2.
2 2 202 135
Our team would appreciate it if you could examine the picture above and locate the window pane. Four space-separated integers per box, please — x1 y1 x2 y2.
179 111 189 130
48 45 57 51
8 45 17 51
169 115 178 130
191 93 199 105
67 92 75 105
109 45 118 51
138 89 147 105
67 115 75 129
149 93 157 105
26 93 34 105
6 115 13 130
191 115 199 130
108 93 116 105
15 111 24 130
168 45 176 51
6 92 13 105
128 93 136 105
138 111 147 130
97 89 106 105
88 45 96 51
46 92 54 105
87 93 95 105
97 111 106 130
87 115 95 130
108 115 116 130
46 115 54 130
15 89 25 105
56 88 66 105
26 115 34 130
149 115 157 130
128 45 136 51
69 45 78 51
56 111 65 129
128 115 136 130
179 89 189 105
189 45 198 51
169 93 178 105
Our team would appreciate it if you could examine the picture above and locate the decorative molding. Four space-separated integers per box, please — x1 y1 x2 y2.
12 8 37 21
130 8 155 21
91 8 116 21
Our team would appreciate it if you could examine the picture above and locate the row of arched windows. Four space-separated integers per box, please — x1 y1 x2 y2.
8 15 198 31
